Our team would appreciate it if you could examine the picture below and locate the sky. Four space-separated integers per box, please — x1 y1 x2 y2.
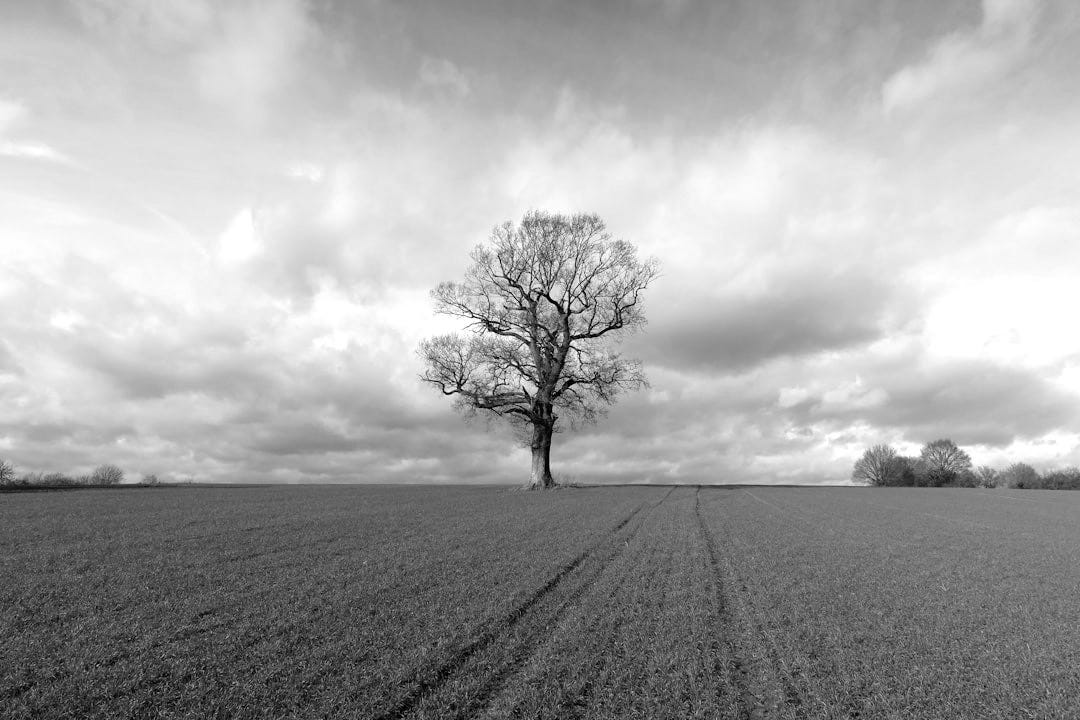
2 0 1079 485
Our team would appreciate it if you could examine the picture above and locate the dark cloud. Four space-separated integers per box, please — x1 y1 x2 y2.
246 419 358 456
874 361 1080 446
786 356 1080 447
66 320 273 402
0 420 134 447
633 269 907 373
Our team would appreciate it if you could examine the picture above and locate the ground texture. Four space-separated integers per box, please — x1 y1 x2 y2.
2 485 1079 719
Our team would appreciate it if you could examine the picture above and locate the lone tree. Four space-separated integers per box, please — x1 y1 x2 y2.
852 444 903 486
919 438 971 486
0 457 14 486
419 211 659 489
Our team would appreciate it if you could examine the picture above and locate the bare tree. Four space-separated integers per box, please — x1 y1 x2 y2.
419 211 659 489
852 444 904 486
919 439 972 486
0 457 14 486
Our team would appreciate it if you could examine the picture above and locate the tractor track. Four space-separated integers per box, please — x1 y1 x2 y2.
464 483 673 720
374 487 675 720
695 487 814 720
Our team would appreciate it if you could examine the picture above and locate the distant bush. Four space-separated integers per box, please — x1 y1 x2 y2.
919 439 972 487
895 456 920 486
141 473 161 485
854 442 1080 491
1000 463 1040 489
852 444 905 486
975 466 999 488
0 457 15 485
1032 467 1080 490
18 472 43 486
42 472 79 486
90 464 125 486
953 468 979 488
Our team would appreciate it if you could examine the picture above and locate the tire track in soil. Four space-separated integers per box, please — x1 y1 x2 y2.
374 487 675 720
695 487 813 720
533 489 681 720
472 491 666 720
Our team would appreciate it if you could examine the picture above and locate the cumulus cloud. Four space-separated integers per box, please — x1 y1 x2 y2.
882 0 1041 112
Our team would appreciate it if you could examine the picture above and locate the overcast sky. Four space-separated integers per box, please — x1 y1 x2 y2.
2 0 1079 484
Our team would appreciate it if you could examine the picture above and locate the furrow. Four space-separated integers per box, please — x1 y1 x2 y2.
696 487 809 720
372 495 663 720
448 489 674 720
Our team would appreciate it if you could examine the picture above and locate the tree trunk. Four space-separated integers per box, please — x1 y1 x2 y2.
528 421 555 490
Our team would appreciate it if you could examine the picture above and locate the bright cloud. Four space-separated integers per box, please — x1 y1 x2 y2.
882 0 1041 112
192 0 315 121
0 97 71 164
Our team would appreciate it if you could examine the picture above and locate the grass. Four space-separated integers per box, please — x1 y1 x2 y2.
2 485 1079 718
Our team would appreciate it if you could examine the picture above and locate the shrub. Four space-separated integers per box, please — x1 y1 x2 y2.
1000 463 1040 489
853 445 903 486
1041 467 1080 490
18 472 44 486
141 473 160 485
954 469 979 488
919 439 972 487
42 472 77 486
90 464 125 486
0 458 15 485
975 466 999 488
895 456 921 486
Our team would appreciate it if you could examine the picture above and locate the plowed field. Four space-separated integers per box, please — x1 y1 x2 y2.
3 485 1079 718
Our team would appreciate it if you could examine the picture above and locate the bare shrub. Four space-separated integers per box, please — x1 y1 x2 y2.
1040 467 1080 490
90 464 125 486
19 472 44 485
1000 463 1039 489
0 458 14 485
43 472 77 486
975 466 999 488
853 445 906 486
919 439 972 487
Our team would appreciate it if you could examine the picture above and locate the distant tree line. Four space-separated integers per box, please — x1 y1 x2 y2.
853 439 1080 489
0 458 162 489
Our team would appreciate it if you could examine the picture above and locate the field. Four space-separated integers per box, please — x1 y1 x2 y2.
3 485 1080 719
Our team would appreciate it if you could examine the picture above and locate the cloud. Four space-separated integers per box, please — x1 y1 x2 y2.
882 0 1041 112
72 0 317 122
418 57 471 97
0 97 72 164
192 0 316 121
71 0 214 48
634 268 908 373
779 348 1080 449
217 207 261 265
